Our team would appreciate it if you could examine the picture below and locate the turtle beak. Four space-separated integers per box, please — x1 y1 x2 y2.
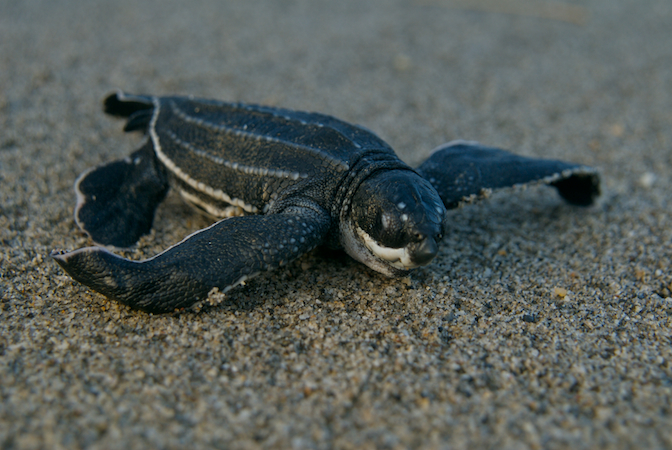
409 236 439 266
407 207 444 267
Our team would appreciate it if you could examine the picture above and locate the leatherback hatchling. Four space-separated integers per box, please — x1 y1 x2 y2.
51 92 600 313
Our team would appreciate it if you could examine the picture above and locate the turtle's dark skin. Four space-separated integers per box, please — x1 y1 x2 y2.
51 92 600 313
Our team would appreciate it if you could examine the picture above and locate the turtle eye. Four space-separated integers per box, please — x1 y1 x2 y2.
380 212 392 230
380 206 421 247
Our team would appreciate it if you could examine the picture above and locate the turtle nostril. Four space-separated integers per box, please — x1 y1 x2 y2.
412 237 438 266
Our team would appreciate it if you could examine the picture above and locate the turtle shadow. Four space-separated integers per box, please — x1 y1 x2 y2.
200 248 360 314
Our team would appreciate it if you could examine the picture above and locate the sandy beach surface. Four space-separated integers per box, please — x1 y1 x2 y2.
1 0 671 448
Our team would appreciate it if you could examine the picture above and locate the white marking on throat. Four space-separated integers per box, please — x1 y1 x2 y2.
356 227 418 270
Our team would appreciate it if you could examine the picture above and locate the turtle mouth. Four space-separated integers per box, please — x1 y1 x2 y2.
356 226 435 270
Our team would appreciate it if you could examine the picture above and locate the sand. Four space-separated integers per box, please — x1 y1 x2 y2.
1 0 671 448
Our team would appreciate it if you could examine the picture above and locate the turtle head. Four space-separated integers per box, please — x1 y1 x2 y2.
343 170 447 277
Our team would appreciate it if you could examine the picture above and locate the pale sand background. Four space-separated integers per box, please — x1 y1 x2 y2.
1 1 671 449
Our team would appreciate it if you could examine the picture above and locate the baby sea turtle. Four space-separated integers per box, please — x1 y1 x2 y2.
52 92 600 313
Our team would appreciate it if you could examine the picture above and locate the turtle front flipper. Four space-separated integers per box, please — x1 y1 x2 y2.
75 141 169 248
52 205 331 313
415 141 600 209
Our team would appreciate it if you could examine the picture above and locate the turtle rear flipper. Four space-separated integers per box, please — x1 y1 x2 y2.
103 92 155 132
52 204 331 313
75 141 169 248
415 141 600 209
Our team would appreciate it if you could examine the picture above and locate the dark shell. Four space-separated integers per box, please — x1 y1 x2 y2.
148 96 409 218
